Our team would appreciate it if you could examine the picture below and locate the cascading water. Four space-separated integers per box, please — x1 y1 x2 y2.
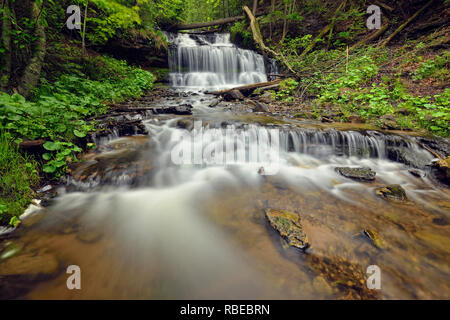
167 33 268 89
2 33 449 300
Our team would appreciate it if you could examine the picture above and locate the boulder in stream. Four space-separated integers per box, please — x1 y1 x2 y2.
335 167 376 181
362 229 387 250
223 89 244 101
265 208 309 251
375 184 407 201
431 157 450 186
152 104 193 115
208 98 221 108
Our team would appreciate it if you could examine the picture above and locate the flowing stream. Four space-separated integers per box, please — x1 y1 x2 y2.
1 33 449 300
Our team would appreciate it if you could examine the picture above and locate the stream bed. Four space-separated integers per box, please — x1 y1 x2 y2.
0 33 449 300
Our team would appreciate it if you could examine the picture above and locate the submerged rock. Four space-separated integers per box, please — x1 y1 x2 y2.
431 157 450 186
0 252 59 277
252 102 270 113
362 229 387 249
0 242 23 261
335 167 376 181
265 208 309 251
308 255 378 300
375 184 407 201
313 276 334 296
223 89 244 101
152 104 193 115
408 169 425 178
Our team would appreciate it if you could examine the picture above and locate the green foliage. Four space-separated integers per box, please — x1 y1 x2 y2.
310 49 449 136
273 78 298 102
0 55 154 177
230 21 252 47
0 131 39 225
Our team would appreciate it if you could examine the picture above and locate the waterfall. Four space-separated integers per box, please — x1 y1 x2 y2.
167 33 268 89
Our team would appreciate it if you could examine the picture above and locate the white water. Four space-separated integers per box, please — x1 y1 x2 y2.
167 33 267 90
10 33 449 299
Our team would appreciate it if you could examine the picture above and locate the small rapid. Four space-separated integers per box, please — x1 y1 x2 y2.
1 34 449 300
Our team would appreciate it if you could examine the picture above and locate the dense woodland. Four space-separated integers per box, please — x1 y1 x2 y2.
0 0 449 225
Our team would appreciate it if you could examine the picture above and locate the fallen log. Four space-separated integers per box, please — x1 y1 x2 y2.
208 79 281 96
19 139 45 149
173 10 268 31
350 24 389 52
299 0 347 59
174 16 245 31
379 0 434 48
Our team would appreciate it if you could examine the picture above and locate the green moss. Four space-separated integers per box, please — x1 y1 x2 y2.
0 131 39 226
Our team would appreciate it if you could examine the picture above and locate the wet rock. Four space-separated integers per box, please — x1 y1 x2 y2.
308 255 378 300
335 167 376 181
77 227 103 243
387 146 431 169
417 136 450 159
0 252 59 277
223 89 244 101
175 119 193 130
431 157 450 186
432 216 449 226
208 99 221 108
265 208 309 251
37 185 53 193
0 242 23 260
321 116 334 123
95 148 141 165
362 229 387 249
20 209 45 228
70 159 99 180
408 169 424 178
19 200 46 228
313 276 333 296
153 104 193 115
375 184 407 201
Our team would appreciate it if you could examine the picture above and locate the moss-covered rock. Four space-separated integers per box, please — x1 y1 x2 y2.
375 184 407 201
265 208 309 251
363 229 387 250
335 167 376 181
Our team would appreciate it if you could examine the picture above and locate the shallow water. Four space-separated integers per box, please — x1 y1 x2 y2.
1 32 449 299
1 90 448 300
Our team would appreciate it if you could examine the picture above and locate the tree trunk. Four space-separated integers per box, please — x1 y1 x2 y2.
269 0 275 40
299 0 346 59
82 0 88 56
243 5 296 74
252 0 258 15
281 1 288 43
1 0 12 90
16 1 46 97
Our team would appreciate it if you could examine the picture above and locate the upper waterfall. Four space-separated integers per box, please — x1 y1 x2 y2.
167 33 268 90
